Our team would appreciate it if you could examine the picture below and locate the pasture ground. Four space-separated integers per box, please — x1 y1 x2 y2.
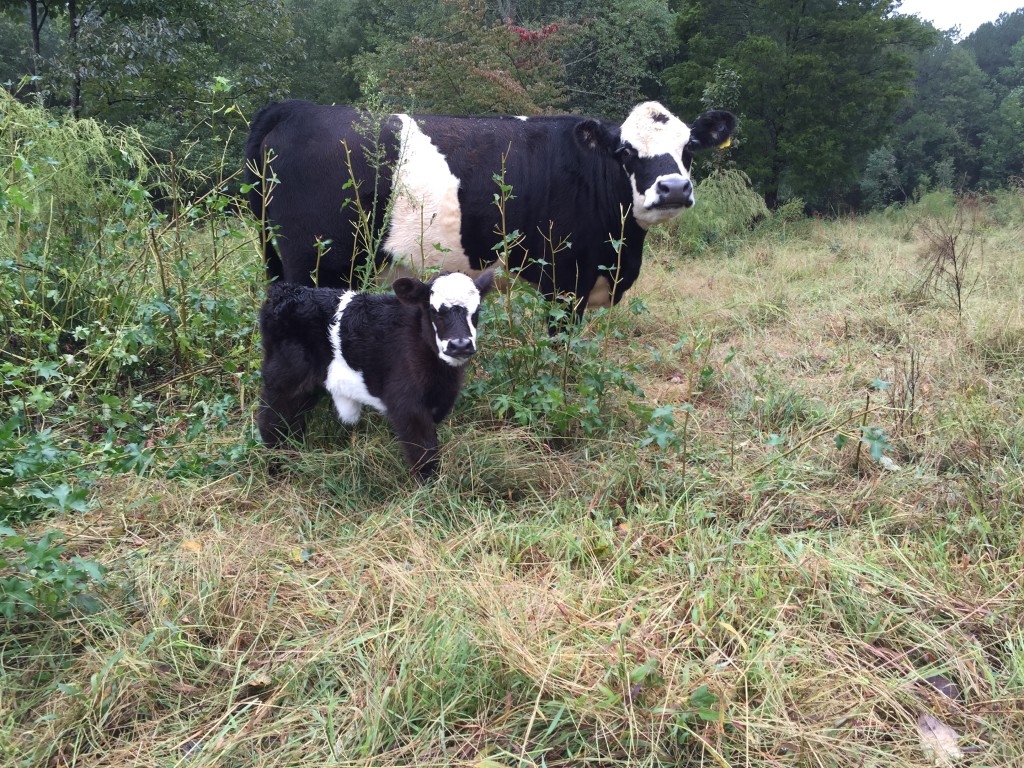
2 187 1023 766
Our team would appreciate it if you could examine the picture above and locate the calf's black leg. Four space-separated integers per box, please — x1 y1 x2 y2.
258 338 325 445
258 385 322 446
388 408 440 481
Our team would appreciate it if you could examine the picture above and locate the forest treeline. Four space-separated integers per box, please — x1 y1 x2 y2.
1 0 1022 212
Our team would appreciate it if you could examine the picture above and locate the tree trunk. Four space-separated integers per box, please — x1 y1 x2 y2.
29 0 41 59
26 0 48 101
68 0 81 118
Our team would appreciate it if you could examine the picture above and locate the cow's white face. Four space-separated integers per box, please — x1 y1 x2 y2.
428 273 484 366
617 102 697 229
395 272 494 365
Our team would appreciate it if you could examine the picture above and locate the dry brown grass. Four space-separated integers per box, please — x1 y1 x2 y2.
4 193 1024 766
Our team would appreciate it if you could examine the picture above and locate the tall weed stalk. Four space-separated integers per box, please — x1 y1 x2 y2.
914 195 982 319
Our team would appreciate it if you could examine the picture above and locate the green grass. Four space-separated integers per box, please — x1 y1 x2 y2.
2 101 1023 765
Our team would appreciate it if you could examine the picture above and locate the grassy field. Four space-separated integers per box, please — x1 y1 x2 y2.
2 102 1023 766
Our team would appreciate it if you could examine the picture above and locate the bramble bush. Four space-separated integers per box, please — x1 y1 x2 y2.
1 90 262 618
466 280 648 442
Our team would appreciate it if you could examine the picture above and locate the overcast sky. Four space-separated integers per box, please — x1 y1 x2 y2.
895 0 1023 35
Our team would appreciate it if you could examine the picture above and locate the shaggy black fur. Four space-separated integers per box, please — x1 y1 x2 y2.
257 272 494 480
245 101 735 315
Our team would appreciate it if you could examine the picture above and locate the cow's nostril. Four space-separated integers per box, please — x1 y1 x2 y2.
655 177 693 206
446 338 474 356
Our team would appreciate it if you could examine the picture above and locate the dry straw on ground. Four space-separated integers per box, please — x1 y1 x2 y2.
4 190 1024 766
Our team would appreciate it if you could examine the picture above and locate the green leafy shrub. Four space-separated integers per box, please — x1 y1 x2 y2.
0 91 151 230
0 527 106 620
655 168 768 255
771 196 807 225
466 281 645 442
1 91 263 523
860 145 903 210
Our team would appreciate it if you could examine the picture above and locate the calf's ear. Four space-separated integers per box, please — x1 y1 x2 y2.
574 119 619 154
393 277 430 305
688 110 737 151
474 269 496 297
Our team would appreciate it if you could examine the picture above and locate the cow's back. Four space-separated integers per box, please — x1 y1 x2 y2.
246 102 400 286
247 103 644 304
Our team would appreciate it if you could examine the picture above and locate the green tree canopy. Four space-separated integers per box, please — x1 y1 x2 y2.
558 0 675 117
862 11 1024 203
890 34 993 196
348 0 674 117
355 0 566 114
964 9 1024 89
69 0 297 122
665 0 936 209
1 0 297 127
979 36 1024 186
284 0 367 104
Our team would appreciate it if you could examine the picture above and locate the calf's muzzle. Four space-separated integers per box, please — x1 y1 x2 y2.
443 337 475 358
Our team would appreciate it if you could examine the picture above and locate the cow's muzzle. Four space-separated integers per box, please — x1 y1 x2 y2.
645 176 694 209
443 338 476 359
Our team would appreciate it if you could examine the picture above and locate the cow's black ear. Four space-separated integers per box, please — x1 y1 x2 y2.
574 119 618 153
688 110 738 151
393 277 430 305
614 144 637 163
474 269 496 297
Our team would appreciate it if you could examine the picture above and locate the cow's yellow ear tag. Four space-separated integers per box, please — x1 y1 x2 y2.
718 137 732 149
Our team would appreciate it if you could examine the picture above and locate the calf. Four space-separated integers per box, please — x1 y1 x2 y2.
258 271 495 480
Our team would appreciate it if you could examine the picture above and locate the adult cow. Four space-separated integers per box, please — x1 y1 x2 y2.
245 100 735 315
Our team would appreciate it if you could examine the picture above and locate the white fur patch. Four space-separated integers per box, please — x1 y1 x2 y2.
430 273 481 367
430 273 482 313
324 291 387 423
619 102 692 157
383 115 474 274
619 102 693 229
587 275 613 308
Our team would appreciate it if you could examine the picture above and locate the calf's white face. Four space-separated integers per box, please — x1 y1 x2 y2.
427 273 484 367
618 102 697 229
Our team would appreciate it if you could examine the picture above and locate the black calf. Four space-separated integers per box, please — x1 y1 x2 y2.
258 271 495 480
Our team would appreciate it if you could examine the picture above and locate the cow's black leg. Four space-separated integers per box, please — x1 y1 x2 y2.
258 385 322 446
388 409 440 481
257 337 326 446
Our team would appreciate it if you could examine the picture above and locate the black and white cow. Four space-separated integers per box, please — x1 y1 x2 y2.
245 100 735 315
258 271 495 480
